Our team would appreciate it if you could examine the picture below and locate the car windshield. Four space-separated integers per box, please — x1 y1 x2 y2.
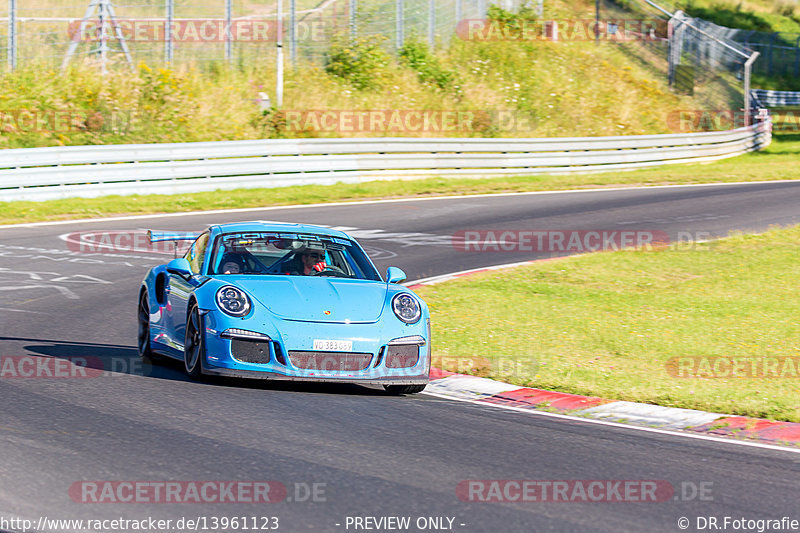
209 231 381 280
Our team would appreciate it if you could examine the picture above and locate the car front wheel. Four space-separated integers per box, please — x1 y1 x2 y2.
184 304 205 379
138 292 154 359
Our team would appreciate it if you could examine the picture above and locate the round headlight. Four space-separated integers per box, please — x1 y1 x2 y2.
216 286 251 317
392 293 421 324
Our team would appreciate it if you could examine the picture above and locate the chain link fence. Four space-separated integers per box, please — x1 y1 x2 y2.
0 0 774 130
669 10 757 113
618 0 761 122
736 30 800 79
0 0 514 70
635 0 800 79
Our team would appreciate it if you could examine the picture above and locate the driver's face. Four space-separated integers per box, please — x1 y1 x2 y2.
222 261 240 274
302 252 325 266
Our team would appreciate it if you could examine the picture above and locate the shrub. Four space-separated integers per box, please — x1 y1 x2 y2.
324 35 392 91
486 4 540 27
774 0 797 17
398 37 457 91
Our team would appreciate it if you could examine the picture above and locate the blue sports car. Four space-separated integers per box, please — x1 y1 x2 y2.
138 221 430 394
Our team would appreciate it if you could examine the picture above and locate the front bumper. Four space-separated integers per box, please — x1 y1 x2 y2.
202 366 429 385
202 311 431 385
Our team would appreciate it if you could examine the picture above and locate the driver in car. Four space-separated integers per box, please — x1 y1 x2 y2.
221 260 241 275
300 250 328 275
218 252 246 275
284 247 329 275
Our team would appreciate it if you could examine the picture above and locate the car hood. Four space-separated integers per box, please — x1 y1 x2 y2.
229 276 388 323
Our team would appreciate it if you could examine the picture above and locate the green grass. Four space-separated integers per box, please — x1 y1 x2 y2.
0 38 700 149
0 0 743 149
674 0 800 33
416 225 800 422
2 131 797 225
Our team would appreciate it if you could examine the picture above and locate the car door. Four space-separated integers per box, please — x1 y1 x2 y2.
167 232 210 349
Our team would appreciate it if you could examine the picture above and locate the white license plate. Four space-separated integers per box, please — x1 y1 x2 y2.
313 339 353 352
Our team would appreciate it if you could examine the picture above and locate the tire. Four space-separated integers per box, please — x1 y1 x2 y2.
384 384 427 395
184 303 205 380
137 292 155 360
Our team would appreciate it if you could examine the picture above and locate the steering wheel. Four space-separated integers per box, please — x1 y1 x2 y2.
309 265 349 278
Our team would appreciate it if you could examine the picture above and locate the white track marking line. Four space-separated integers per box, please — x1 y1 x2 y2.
405 257 572 287
1 179 796 230
0 307 45 314
57 230 175 257
4 180 798 453
0 284 80 299
0 242 158 262
422 391 800 455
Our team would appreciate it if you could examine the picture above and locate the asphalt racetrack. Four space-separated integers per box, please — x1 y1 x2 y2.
1 181 800 532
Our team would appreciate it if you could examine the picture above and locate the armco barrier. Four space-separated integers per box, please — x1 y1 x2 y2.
0 122 771 202
751 90 800 108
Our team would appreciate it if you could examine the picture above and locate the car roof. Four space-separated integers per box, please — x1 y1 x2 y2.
210 221 351 239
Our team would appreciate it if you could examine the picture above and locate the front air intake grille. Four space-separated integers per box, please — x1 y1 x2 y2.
288 351 372 371
385 345 419 368
231 339 271 364
273 342 287 366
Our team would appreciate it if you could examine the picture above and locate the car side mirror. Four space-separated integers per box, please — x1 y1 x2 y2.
386 266 407 284
167 258 192 277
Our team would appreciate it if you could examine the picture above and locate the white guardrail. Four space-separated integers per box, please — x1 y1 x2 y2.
751 90 800 109
0 121 772 202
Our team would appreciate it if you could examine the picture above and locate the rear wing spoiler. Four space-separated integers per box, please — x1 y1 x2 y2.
147 230 201 243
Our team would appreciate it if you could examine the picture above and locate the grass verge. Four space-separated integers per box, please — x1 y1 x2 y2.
1 132 798 226
675 0 800 34
416 225 800 422
0 0 754 149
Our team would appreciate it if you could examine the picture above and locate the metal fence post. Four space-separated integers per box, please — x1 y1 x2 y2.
349 0 356 40
595 0 599 44
290 0 296 66
276 0 284 107
8 0 16 70
667 17 674 86
225 0 232 62
396 0 404 50
743 51 759 126
428 0 435 48
455 0 461 26
667 12 686 88
765 33 775 76
795 36 800 78
166 0 174 64
98 0 109 74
